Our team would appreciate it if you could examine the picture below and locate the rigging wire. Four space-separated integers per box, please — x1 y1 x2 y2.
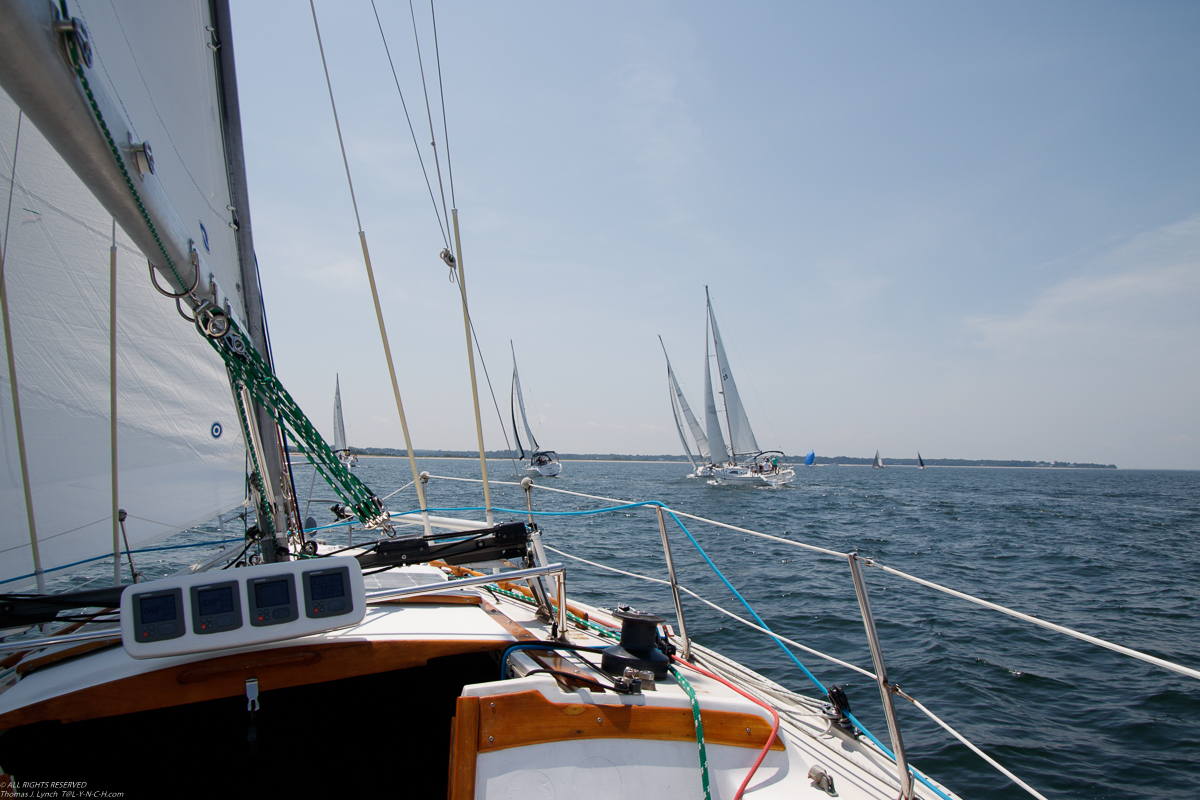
369 0 448 248
428 0 457 208
406 0 452 233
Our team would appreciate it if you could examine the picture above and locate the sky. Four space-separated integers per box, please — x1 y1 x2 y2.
228 1 1200 470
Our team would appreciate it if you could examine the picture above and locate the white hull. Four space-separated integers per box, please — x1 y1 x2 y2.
712 465 796 486
523 460 562 477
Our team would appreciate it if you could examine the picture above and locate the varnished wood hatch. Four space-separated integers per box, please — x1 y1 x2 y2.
447 689 784 799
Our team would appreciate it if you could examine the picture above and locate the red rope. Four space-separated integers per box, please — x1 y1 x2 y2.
671 654 782 799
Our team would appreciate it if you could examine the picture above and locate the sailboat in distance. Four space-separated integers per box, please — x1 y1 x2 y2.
703 288 795 486
873 450 885 468
660 336 713 477
918 452 926 469
510 344 562 477
333 375 358 468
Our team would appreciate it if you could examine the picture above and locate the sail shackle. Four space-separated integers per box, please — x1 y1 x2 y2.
0 0 206 296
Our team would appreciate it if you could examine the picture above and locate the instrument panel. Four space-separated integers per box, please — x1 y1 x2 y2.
120 557 365 659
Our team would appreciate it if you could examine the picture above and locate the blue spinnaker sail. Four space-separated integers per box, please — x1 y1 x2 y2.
804 450 816 466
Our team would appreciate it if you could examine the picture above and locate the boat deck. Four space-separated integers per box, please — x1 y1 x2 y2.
0 565 953 799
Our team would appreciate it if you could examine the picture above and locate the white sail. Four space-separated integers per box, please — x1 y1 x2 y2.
873 450 884 468
333 376 347 455
661 339 709 464
511 349 538 455
0 83 246 588
703 318 730 463
707 288 760 458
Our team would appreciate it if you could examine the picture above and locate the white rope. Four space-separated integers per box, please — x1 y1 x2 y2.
678 586 877 680
432 472 1200 683
898 691 1050 800
867 561 1200 682
381 479 415 502
543 544 671 587
543 544 876 680
669 510 849 559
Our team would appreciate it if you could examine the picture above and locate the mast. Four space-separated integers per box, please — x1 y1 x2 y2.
212 0 294 560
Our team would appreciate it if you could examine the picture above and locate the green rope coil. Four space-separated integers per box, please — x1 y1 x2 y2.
63 21 386 533
212 319 386 529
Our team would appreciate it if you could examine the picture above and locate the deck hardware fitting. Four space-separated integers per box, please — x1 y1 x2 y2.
808 765 837 796
128 136 154 179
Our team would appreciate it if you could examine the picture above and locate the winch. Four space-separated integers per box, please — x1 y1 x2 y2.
600 606 670 680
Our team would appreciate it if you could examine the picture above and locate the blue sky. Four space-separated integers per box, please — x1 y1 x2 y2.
230 1 1199 469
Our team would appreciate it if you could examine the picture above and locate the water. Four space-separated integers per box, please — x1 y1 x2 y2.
58 459 1200 798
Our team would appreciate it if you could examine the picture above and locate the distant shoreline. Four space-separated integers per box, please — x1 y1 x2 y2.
310 450 1118 469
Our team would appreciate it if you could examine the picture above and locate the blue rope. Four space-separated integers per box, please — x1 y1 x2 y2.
498 642 608 679
406 499 954 800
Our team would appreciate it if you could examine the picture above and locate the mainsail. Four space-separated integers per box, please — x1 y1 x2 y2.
510 346 538 458
706 287 760 458
333 376 347 455
703 315 730 464
0 3 252 587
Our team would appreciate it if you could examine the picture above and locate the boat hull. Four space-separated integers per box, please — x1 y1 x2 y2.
524 461 562 477
711 466 796 486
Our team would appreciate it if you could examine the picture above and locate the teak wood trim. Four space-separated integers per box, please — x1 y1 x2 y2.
0 638 510 729
448 695 479 800
492 581 593 623
475 690 784 753
478 599 538 643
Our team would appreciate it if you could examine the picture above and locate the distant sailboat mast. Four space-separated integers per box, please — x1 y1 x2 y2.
706 286 759 459
918 452 926 469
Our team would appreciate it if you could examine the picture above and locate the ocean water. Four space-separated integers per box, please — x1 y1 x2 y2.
58 458 1200 799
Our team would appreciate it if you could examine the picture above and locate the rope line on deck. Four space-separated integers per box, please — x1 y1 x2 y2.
543 544 877 680
670 666 712 800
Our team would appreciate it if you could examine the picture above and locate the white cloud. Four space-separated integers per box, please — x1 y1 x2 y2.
966 213 1200 356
